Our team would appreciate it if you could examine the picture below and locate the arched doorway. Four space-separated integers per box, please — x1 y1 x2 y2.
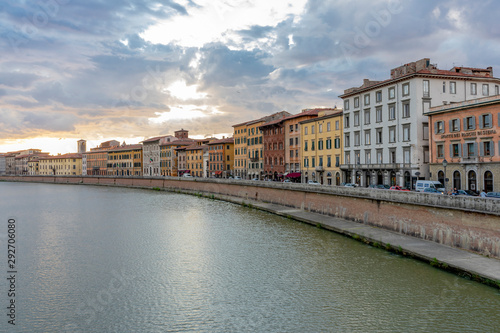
438 170 445 187
377 171 383 185
390 171 396 186
365 171 371 187
468 170 477 192
404 171 411 189
335 172 340 185
453 171 461 190
355 171 361 185
327 172 332 185
484 171 493 192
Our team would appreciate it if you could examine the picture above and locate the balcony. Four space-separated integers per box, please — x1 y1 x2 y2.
250 157 259 162
460 157 479 164
315 166 324 172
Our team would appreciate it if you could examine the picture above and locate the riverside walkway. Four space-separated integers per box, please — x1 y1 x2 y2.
213 191 500 289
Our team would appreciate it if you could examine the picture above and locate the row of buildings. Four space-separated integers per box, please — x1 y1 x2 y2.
1 58 500 192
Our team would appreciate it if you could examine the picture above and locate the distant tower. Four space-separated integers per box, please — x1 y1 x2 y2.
77 139 86 153
175 129 189 139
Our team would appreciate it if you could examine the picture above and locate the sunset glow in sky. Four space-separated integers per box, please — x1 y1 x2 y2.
1 0 500 154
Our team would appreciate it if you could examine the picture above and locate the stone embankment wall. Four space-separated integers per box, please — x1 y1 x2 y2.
2 175 500 258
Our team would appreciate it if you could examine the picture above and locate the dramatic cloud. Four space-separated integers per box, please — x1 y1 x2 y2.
1 0 499 153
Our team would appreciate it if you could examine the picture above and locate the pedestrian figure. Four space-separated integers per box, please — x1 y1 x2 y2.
480 189 487 197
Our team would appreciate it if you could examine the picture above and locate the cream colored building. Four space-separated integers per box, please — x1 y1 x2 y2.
39 153 82 176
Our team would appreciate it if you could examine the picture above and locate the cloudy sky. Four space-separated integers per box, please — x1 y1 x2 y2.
1 0 499 153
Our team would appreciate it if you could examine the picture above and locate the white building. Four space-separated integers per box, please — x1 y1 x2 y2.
339 58 500 188
142 135 178 177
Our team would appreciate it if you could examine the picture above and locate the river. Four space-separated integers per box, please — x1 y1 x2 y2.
0 182 498 332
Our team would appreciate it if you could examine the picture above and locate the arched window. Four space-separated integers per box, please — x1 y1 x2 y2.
336 172 341 186
468 170 477 192
484 171 493 192
453 171 461 190
390 171 396 186
438 170 445 187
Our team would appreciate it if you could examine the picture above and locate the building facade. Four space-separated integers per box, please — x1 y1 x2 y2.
0 154 5 175
233 121 249 179
426 95 500 193
186 144 204 177
259 112 291 180
300 109 343 185
39 154 82 175
142 135 178 177
340 58 500 188
160 139 195 177
207 137 234 178
107 144 143 176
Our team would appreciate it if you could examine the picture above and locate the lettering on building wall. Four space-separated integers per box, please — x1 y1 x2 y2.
440 129 497 140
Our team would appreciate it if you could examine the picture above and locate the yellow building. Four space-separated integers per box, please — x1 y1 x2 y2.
246 120 264 180
27 156 40 175
185 144 205 177
39 153 83 176
300 110 343 185
107 144 142 176
232 121 249 179
160 139 197 176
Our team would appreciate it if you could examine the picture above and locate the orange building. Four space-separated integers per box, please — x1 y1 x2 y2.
426 95 500 192
107 144 143 176
207 137 234 178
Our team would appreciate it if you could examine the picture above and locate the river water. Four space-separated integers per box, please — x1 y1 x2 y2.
0 182 498 332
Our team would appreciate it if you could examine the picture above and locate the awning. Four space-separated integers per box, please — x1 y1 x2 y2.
286 172 301 178
215 171 222 175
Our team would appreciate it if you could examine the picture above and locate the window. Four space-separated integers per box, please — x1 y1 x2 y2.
289 138 294 146
311 140 315 151
389 149 396 163
388 104 396 120
354 97 359 108
423 80 429 97
334 137 340 149
443 81 446 93
402 83 409 96
389 126 396 143
311 125 315 134
345 152 350 165
289 125 293 132
304 126 308 135
471 83 477 95
344 115 350 128
354 132 360 146
326 138 332 149
376 91 382 103
480 114 492 128
437 144 444 158
482 84 489 96
304 157 309 167
327 122 331 132
465 116 476 130
354 112 360 126
376 128 383 144
450 119 460 132
376 107 382 123
364 94 370 105
377 150 383 164
318 139 324 150
319 123 323 133
403 148 411 164
480 141 493 157
327 156 331 167
451 143 461 157
365 150 371 164
304 141 308 151
436 121 444 134
311 157 315 168
344 99 350 110
403 124 410 141
389 87 395 99
365 130 371 145
335 120 339 130
465 142 476 157
450 81 456 94
364 109 370 125
496 85 499 95
345 134 350 147
402 102 410 118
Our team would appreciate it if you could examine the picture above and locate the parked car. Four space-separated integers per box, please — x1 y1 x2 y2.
486 192 500 198
283 179 292 183
182 173 192 178
455 190 478 196
308 180 320 185
389 186 410 191
415 180 445 193
376 184 390 189
233 176 242 180
423 188 444 194
343 183 357 187
251 178 260 181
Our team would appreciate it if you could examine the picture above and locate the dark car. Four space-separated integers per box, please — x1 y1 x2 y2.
376 184 390 189
424 188 444 194
455 190 477 196
486 192 500 198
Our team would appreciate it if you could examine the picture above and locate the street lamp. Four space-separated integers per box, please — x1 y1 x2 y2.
442 159 448 193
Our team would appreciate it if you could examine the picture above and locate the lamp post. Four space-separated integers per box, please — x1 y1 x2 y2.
442 159 448 193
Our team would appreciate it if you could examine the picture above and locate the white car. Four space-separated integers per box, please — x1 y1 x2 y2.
307 180 320 185
182 173 193 178
233 176 242 180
